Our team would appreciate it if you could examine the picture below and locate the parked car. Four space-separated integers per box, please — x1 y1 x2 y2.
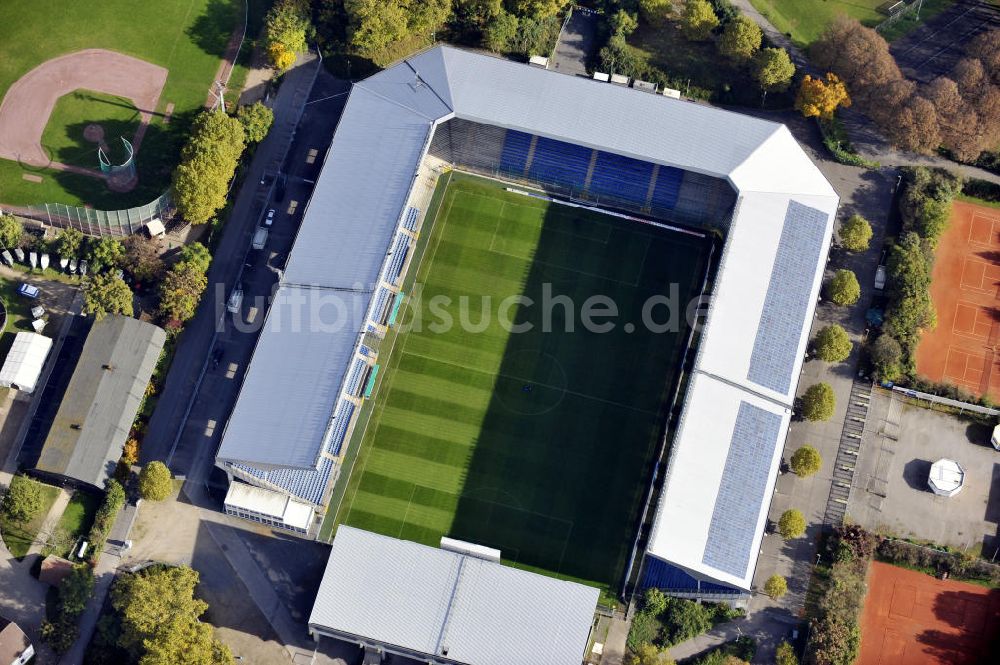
252 226 268 250
227 286 243 313
17 283 39 299
30 305 45 319
265 208 276 227
874 264 887 291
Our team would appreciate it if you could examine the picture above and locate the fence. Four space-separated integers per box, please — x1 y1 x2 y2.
875 0 925 33
23 191 173 237
890 385 1000 416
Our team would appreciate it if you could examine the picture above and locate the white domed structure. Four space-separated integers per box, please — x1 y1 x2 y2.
928 459 965 497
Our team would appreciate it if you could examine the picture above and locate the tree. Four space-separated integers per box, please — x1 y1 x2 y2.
160 265 208 324
112 565 232 664
887 94 941 154
139 462 173 501
790 445 822 477
810 17 901 104
172 112 246 225
345 0 410 57
509 0 568 18
775 640 798 665
661 598 712 646
778 509 806 539
813 324 852 362
753 47 795 94
801 382 835 421
236 102 274 144
643 587 667 616
84 273 134 319
638 0 673 27
56 227 83 258
86 237 125 273
1 474 43 522
179 242 212 275
123 235 165 283
719 16 761 62
869 334 904 382
826 269 860 306
968 29 1000 82
0 214 23 249
265 0 312 69
885 232 936 346
796 73 851 120
627 643 674 665
485 9 520 52
764 574 788 598
839 214 872 252
681 0 718 41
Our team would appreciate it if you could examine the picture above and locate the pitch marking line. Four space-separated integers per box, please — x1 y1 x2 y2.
943 346 985 388
466 189 614 244
950 302 993 340
402 349 659 415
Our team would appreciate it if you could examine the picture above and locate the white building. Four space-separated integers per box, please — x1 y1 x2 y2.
0 332 52 393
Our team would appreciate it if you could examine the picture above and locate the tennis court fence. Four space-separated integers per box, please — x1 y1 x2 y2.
20 190 173 238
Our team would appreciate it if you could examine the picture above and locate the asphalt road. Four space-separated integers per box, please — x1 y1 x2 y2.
141 58 344 471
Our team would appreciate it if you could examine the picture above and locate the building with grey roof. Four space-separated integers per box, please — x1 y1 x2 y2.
217 45 837 597
309 526 598 665
35 316 165 489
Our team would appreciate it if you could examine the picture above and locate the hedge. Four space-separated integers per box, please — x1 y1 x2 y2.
86 480 126 560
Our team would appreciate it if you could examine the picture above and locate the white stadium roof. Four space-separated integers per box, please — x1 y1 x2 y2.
219 45 837 590
0 332 52 394
309 526 598 665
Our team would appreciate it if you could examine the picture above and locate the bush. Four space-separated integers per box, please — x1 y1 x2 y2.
87 480 126 559
775 640 798 665
138 461 172 501
813 324 852 362
800 382 835 421
718 16 761 63
778 509 806 539
681 0 719 41
790 445 822 477
869 334 904 382
1 474 43 522
661 597 713 646
839 214 873 252
963 177 1000 203
42 563 94 653
826 269 860 306
626 611 661 652
764 574 788 598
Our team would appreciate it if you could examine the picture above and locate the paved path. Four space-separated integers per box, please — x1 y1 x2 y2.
668 607 799 662
25 487 70 557
551 6 599 77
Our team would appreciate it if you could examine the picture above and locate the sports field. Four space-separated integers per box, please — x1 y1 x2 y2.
859 561 1000 664
334 174 709 591
0 0 255 208
914 200 1000 401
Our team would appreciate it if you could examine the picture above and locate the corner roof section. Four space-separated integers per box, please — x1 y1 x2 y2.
35 316 165 488
309 526 598 665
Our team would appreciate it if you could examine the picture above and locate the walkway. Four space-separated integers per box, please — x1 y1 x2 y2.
24 487 71 558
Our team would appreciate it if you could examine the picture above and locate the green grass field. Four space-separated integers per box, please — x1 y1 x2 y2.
333 174 708 592
41 90 140 168
750 0 953 47
44 491 101 558
0 0 253 208
0 481 60 559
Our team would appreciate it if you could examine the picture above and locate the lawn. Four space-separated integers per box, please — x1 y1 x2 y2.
0 480 60 558
0 275 37 362
0 0 249 208
331 173 709 593
41 90 141 169
44 491 101 558
751 0 953 47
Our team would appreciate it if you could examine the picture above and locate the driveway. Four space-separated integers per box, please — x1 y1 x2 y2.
550 7 599 77
0 538 54 662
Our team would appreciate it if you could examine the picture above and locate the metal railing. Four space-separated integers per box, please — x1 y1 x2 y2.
22 191 173 237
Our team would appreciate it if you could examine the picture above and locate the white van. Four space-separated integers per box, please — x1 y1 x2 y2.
252 226 268 250
227 286 244 313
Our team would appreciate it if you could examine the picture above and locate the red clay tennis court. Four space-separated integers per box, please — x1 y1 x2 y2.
915 201 1000 401
859 562 1000 664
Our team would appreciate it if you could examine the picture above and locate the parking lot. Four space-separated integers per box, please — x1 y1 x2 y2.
890 0 1000 83
848 389 1000 554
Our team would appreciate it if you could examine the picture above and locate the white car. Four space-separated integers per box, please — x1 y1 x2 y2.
265 208 276 227
227 286 244 314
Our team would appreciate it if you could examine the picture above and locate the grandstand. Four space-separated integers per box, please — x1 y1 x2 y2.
215 44 837 602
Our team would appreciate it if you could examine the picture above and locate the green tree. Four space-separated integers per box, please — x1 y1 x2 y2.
753 47 795 93
869 334 904 382
627 643 673 665
160 261 208 324
778 509 807 539
61 564 96 616
123 235 165 283
839 214 873 252
236 102 274 144
643 587 667 616
265 0 312 69
764 574 788 598
801 382 835 421
345 0 410 56
0 214 23 249
57 227 84 258
84 273 134 319
681 0 719 41
826 269 860 306
776 640 798 665
139 462 173 501
1 474 43 522
508 0 568 19
86 237 125 273
719 16 761 62
661 597 713 646
790 445 822 477
179 242 212 275
485 9 519 51
610 9 638 38
638 0 674 27
813 324 852 362
885 232 935 346
172 112 246 225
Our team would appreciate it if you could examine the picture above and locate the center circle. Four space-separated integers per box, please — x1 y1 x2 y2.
492 349 568 416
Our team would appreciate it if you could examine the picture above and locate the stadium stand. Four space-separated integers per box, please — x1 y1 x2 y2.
498 129 533 177
527 136 593 192
649 165 684 211
402 206 420 232
588 151 655 206
383 233 411 286
344 359 369 398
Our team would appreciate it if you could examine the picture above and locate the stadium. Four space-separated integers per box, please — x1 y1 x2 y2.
215 45 838 601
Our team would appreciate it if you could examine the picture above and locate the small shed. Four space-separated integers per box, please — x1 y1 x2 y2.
0 332 52 393
145 218 166 238
928 459 965 497
528 55 549 69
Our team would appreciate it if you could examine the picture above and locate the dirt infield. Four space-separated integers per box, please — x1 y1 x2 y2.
0 49 167 169
915 201 1000 401
860 562 1000 664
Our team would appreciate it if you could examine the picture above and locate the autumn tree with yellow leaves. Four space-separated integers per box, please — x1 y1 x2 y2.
795 73 851 120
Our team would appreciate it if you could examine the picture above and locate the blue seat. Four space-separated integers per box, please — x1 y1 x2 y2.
528 137 592 192
588 151 654 206
499 130 532 176
650 166 684 210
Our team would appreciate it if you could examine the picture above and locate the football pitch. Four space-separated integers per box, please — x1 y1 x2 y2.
334 173 709 592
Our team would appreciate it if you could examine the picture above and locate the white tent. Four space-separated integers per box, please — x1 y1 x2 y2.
0 332 52 393
928 459 965 497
